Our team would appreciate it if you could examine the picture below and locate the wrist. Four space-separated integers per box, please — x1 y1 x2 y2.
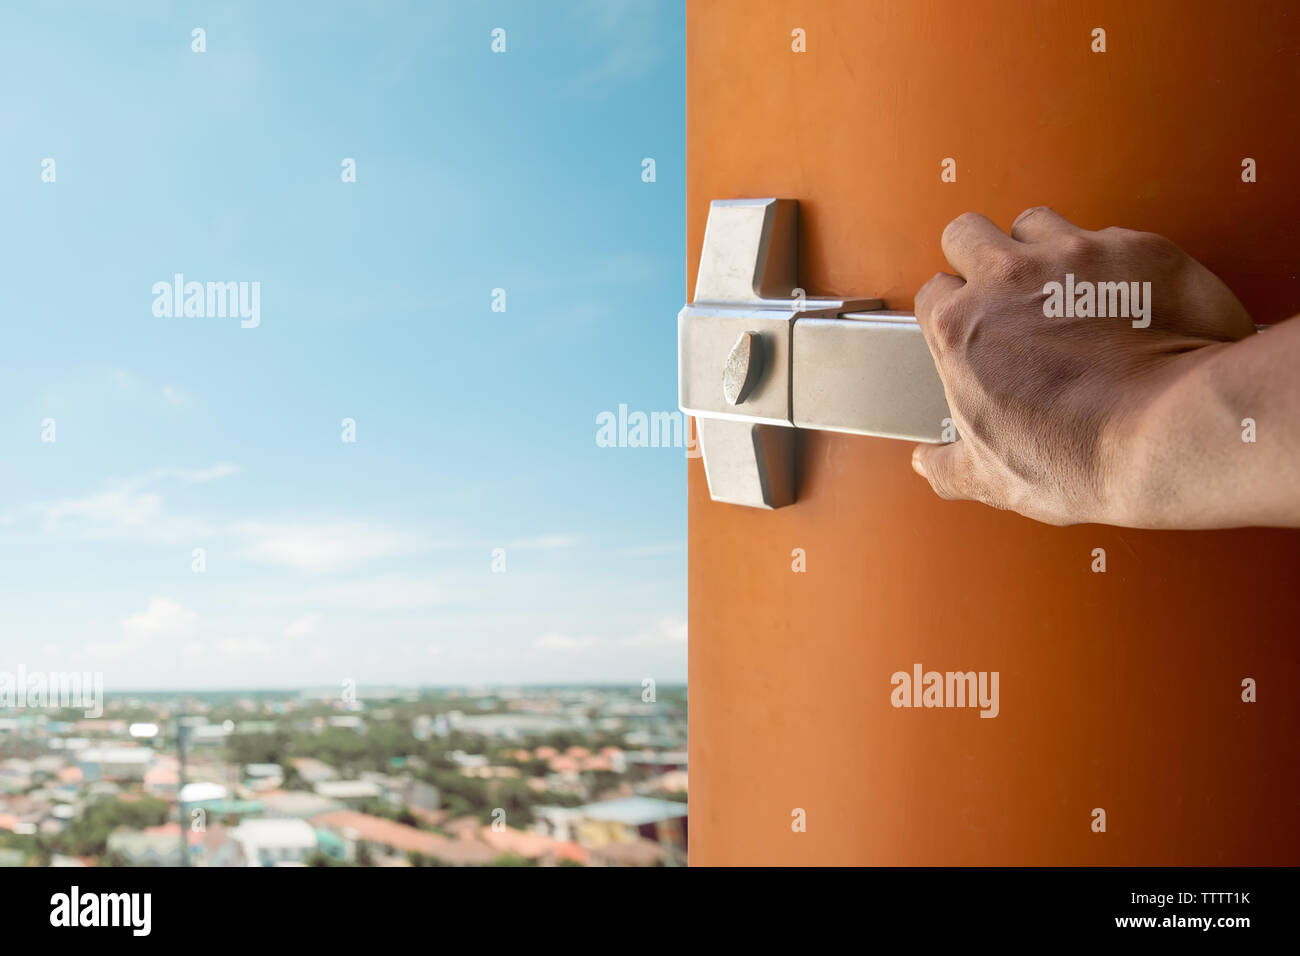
1099 343 1236 529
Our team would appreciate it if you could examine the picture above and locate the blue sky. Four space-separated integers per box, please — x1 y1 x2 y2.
0 1 686 689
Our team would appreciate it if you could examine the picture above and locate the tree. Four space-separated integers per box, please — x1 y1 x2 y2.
55 796 170 858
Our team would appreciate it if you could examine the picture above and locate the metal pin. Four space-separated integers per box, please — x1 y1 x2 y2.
723 331 763 405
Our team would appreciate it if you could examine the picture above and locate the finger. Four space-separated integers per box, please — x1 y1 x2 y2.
915 269 967 329
914 271 965 355
940 212 1018 280
1009 205 1085 243
911 440 977 502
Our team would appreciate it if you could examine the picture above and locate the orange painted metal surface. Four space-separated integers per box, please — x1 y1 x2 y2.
686 0 1300 865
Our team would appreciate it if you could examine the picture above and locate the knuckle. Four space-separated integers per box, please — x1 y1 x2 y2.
1014 205 1052 228
1057 233 1097 261
1044 234 1104 272
930 297 971 349
915 274 952 323
916 271 950 302
942 211 983 243
980 247 1039 286
1118 228 1181 264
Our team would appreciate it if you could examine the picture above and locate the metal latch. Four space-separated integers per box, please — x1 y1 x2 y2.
679 198 950 509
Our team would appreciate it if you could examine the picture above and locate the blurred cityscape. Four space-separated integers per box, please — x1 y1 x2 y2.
0 686 687 867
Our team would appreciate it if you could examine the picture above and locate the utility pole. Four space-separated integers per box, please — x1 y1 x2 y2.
176 708 189 867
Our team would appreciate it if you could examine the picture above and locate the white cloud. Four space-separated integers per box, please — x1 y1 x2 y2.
180 636 272 661
284 613 323 639
303 574 448 610
44 488 163 532
616 542 685 557
236 521 424 571
161 384 190 407
530 617 685 657
212 637 272 659
532 632 601 653
620 617 687 648
35 465 237 538
156 463 239 483
87 597 199 659
106 368 201 411
506 534 578 551
122 598 197 642
231 573 458 614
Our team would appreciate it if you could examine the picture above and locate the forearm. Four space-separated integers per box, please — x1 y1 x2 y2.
1114 316 1300 529
913 209 1294 529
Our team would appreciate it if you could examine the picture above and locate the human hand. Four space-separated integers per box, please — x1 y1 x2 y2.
911 206 1255 526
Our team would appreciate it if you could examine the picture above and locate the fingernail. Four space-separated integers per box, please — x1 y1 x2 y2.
911 448 926 476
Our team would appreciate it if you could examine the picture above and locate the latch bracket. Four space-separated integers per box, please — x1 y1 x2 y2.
679 198 950 509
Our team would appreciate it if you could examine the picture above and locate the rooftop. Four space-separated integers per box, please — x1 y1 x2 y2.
311 810 448 857
314 780 382 799
231 818 318 850
78 748 153 764
577 796 689 827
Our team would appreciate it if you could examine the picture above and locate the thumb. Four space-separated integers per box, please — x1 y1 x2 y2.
911 441 974 501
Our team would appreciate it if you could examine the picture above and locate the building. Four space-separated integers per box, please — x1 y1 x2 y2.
531 796 687 865
311 810 450 864
187 723 232 747
645 769 689 795
191 824 243 867
244 763 284 790
532 806 583 843
447 713 579 739
358 772 439 812
447 751 488 770
77 747 153 782
258 789 343 820
106 827 186 866
109 823 243 867
0 759 34 793
230 818 319 866
289 757 339 784
143 765 180 797
478 824 560 863
177 781 227 805
629 750 687 773
412 714 434 741
310 810 504 866
75 719 128 737
313 780 382 804
588 839 668 867
186 797 265 823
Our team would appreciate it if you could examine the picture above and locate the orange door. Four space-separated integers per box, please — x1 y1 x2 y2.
686 0 1300 865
